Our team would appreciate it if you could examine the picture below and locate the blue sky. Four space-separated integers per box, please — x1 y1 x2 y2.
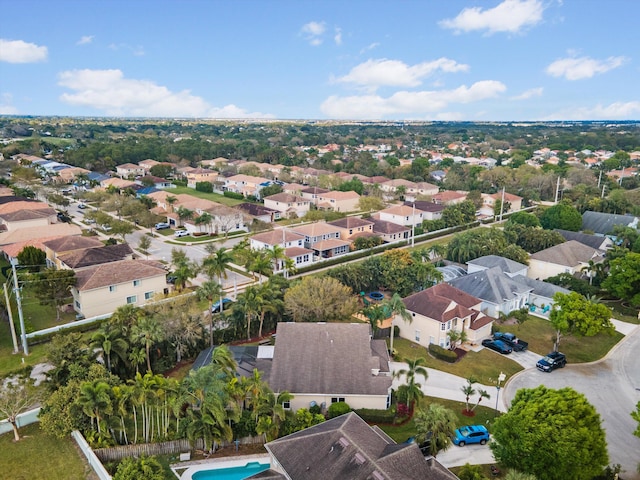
1 0 638 121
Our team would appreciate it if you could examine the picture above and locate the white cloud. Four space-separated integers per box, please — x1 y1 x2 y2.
334 27 342 46
300 21 326 46
335 58 469 91
359 42 380 55
439 0 544 35
76 35 94 45
544 101 640 120
0 93 18 115
546 55 627 80
108 43 145 56
321 80 506 119
0 39 48 63
57 69 274 118
511 87 543 100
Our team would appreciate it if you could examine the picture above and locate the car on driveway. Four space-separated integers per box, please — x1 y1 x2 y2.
536 351 566 372
481 338 513 354
155 222 170 230
212 298 233 313
452 425 490 446
174 229 189 237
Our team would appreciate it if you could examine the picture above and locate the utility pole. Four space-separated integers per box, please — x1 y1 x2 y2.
498 186 506 222
554 176 560 203
11 263 29 355
3 283 19 354
411 202 415 248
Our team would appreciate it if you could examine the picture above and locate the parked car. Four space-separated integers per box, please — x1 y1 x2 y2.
452 425 490 446
212 298 233 313
100 224 112 232
155 222 170 230
481 338 513 354
174 229 189 237
78 202 87 209
493 332 528 352
536 351 566 372
56 212 71 223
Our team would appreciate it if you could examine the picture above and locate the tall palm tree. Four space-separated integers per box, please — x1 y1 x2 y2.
461 378 477 413
196 280 225 347
364 304 387 337
109 304 143 337
267 244 286 273
282 257 297 279
235 286 262 341
202 247 233 313
250 251 272 284
130 317 164 373
256 282 282 338
255 389 293 441
413 403 458 457
394 357 428 410
471 388 490 412
195 212 212 233
210 344 238 376
173 259 200 292
385 293 411 356
78 380 113 434
91 324 129 373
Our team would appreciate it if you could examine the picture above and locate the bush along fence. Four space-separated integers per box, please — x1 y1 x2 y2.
94 435 265 463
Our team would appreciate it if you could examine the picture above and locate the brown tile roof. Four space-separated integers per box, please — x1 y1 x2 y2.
372 219 410 234
291 222 340 237
42 236 103 253
265 411 458 480
300 186 329 195
432 190 467 202
1 236 66 258
0 200 52 214
403 284 480 323
311 239 351 251
251 230 305 246
404 201 445 213
0 224 82 246
328 217 374 229
264 193 308 203
269 323 391 396
285 246 313 258
75 259 166 291
0 207 56 222
318 190 360 200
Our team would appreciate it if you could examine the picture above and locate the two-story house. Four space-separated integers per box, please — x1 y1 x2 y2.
528 240 604 281
224 174 271 199
250 229 313 270
291 222 351 259
316 191 361 213
183 168 219 188
263 193 311 219
327 217 375 241
378 205 425 227
115 163 146 178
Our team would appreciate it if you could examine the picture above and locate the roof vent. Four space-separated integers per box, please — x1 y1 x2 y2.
354 453 366 465
371 368 380 376
338 437 350 448
370 471 385 480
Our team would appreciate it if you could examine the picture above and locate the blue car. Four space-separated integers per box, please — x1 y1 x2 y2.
212 298 233 313
452 425 490 446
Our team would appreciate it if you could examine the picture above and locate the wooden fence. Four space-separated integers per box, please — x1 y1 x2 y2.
94 436 264 462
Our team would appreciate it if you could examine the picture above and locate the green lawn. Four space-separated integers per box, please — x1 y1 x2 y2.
0 423 96 480
378 396 499 443
493 316 623 363
393 337 523 386
169 186 246 206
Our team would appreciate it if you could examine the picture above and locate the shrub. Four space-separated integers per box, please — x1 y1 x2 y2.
223 191 244 200
195 182 213 193
429 343 458 363
327 401 351 419
354 408 396 424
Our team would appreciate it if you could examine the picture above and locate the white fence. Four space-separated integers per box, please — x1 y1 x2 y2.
0 407 40 435
72 430 112 480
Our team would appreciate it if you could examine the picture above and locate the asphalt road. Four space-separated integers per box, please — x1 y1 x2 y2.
503 324 640 479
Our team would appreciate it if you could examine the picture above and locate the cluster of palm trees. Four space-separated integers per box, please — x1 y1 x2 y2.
76 346 295 450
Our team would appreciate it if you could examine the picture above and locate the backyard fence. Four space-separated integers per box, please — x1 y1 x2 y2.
72 430 112 480
0 407 40 435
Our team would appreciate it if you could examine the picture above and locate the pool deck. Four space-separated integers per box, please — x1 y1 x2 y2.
171 454 272 480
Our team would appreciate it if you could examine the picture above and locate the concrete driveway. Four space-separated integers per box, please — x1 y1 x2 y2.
503 324 640 479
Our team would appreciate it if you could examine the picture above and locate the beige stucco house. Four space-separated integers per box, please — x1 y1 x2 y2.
71 259 168 318
263 193 311 219
316 191 360 212
527 240 604 281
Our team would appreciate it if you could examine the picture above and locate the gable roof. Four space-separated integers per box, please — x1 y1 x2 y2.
0 224 82 246
581 211 639 235
554 229 610 250
513 275 570 299
403 284 480 322
42 236 104 253
291 222 340 237
269 323 391 397
372 219 410 234
264 193 308 203
264 412 458 480
529 240 602 266
467 255 527 274
328 217 374 229
236 202 277 217
0 207 57 222
74 259 166 291
449 267 532 305
251 229 305 246
404 201 445 213
57 243 134 269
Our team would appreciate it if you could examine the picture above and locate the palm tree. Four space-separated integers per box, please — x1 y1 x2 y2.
461 378 477 413
109 304 143 336
130 317 164 373
173 259 200 292
394 357 428 410
255 389 293 441
128 348 146 375
282 257 297 279
202 247 233 313
196 280 225 347
428 243 447 263
165 195 177 213
78 380 113 434
364 304 387 337
195 212 212 234
250 251 272 284
471 388 490 412
256 282 282 338
91 324 128 373
175 206 194 227
413 403 458 457
267 244 286 273
210 344 238 376
235 286 262 340
385 293 411 357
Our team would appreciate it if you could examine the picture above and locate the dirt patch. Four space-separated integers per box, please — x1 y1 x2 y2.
453 348 468 362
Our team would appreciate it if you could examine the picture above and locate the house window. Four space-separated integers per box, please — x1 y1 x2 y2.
75 300 80 309
109 285 116 292
133 280 141 287
415 330 421 342
126 295 137 304
447 320 451 330
144 292 153 300
441 323 446 331
331 397 345 403
282 401 291 410
429 336 435 344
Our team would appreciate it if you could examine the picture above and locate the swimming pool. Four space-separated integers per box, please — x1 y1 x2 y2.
191 462 270 480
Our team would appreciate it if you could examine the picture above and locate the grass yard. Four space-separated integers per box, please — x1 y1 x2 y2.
169 186 246 207
393 337 523 386
0 423 97 480
493 316 623 363
378 396 499 443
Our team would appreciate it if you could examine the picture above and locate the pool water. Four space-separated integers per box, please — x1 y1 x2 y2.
192 462 270 480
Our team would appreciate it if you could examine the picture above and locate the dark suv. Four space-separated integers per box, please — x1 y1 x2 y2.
536 351 566 372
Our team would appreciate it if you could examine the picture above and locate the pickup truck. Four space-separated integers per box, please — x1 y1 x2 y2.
492 332 528 351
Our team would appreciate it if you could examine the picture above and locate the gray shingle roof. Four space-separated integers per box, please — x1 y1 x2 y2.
554 229 610 250
449 267 532 304
581 211 639 235
513 275 570 298
529 240 602 267
268 323 391 397
466 255 527 274
58 243 133 269
264 412 458 480
74 259 166 291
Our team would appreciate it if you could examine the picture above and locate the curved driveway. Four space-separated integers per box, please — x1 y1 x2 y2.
503 324 640 479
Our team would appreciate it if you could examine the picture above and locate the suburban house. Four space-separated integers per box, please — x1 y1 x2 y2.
249 229 313 271
0 199 58 231
183 168 219 188
71 259 168 318
42 236 105 268
55 166 91 184
404 201 445 221
397 283 494 348
100 177 138 191
115 163 146 178
478 192 523 216
268 323 393 412
372 219 411 243
263 193 311 219
327 217 375 241
378 205 425 227
56 243 135 270
467 255 528 278
199 157 229 169
528 240 605 281
316 190 361 212
300 186 330 204
431 191 467 205
136 175 173 190
581 210 639 236
0 223 81 248
224 174 271 199
262 412 458 480
555 229 614 251
290 222 350 259
236 203 278 223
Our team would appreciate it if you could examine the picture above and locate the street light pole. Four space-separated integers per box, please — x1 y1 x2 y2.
495 372 506 415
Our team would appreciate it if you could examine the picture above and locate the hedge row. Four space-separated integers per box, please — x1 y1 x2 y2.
354 408 396 424
428 343 458 363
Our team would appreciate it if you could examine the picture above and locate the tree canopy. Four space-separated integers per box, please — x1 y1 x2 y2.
539 203 582 231
491 386 608 480
284 276 359 322
602 252 640 306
